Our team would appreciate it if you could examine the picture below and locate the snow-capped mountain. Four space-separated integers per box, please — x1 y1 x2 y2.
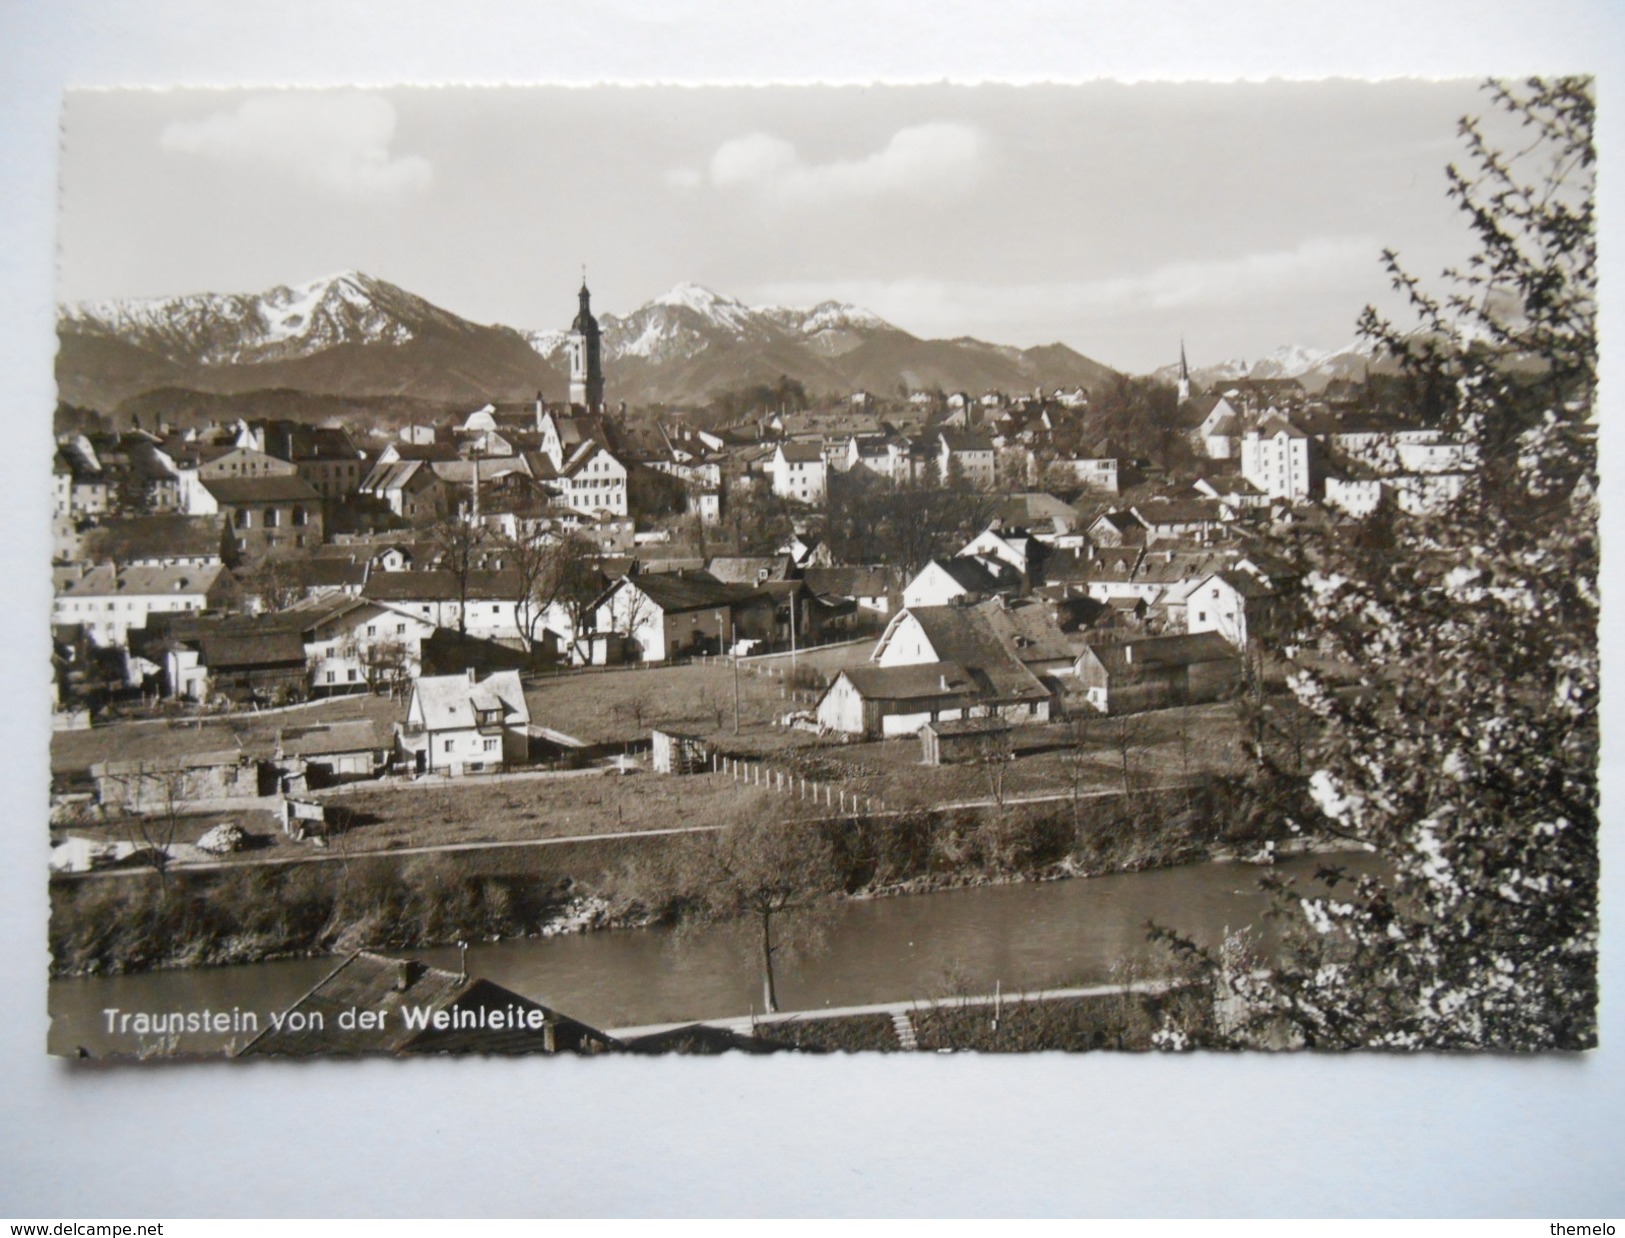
526 283 902 366
1150 337 1387 394
59 272 1119 414
59 272 561 411
62 271 502 367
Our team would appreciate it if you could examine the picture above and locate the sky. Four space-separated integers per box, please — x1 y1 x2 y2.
58 80 1509 373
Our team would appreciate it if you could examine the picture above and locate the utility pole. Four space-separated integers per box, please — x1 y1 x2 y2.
719 608 740 734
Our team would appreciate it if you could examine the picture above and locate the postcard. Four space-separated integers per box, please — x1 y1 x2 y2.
46 79 1598 1060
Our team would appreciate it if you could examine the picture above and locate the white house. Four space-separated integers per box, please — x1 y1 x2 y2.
1240 414 1318 501
771 443 829 504
292 596 439 693
902 556 1022 609
399 669 530 776
957 526 1038 578
936 431 997 489
361 570 527 644
1181 395 1242 459
1185 570 1276 649
815 604 1051 738
591 573 766 663
547 442 629 518
53 563 232 648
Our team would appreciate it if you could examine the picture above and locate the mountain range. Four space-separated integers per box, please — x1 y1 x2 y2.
58 272 1121 416
1149 338 1393 395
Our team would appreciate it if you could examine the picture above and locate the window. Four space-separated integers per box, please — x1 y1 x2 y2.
348 669 358 682
325 671 336 684
235 510 250 528
264 509 280 528
443 740 453 753
367 624 377 636
396 623 406 635
483 739 498 753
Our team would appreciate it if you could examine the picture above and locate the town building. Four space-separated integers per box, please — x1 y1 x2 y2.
52 563 232 649
1075 632 1241 714
566 280 606 412
770 442 829 504
399 669 531 775
197 475 326 561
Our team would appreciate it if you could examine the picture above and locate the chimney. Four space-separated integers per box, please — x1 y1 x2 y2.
467 667 477 685
393 960 415 992
940 673 949 691
1124 645 1133 664
543 1015 557 1053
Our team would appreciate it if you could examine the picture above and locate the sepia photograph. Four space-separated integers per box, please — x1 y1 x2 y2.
43 76 1596 1062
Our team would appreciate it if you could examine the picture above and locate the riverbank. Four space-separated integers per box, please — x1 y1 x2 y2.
49 780 1287 978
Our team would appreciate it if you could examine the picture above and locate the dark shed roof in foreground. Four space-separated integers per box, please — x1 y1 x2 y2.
236 951 620 1056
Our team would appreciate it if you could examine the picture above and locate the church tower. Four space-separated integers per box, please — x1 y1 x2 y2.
567 276 605 412
1177 339 1192 404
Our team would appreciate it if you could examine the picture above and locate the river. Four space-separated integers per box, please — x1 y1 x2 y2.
49 851 1381 1056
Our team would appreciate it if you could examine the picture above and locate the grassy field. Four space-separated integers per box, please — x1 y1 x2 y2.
319 773 787 853
521 648 872 747
53 807 293 861
795 702 1245 808
50 694 406 775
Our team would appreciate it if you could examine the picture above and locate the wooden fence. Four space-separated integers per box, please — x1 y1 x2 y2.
709 750 888 817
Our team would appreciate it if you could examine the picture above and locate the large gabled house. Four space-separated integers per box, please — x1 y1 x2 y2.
1184 569 1278 650
399 669 530 775
199 475 326 562
1075 631 1241 715
361 569 526 644
902 555 1024 609
287 594 439 694
590 572 772 663
815 603 1052 738
359 459 451 524
53 563 233 650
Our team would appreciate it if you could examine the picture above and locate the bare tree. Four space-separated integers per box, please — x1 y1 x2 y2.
238 551 304 613
500 530 601 657
1060 709 1095 842
1112 711 1143 799
360 638 412 698
658 798 838 1014
972 724 1015 809
430 518 488 637
99 759 194 887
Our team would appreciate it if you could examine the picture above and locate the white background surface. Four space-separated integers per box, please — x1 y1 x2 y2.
2 0 1622 1218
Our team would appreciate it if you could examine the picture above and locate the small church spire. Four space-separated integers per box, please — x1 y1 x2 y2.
1177 338 1192 403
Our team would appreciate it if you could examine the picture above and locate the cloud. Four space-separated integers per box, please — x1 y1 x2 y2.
674 122 984 203
757 237 1380 334
160 92 431 202
1068 236 1381 311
